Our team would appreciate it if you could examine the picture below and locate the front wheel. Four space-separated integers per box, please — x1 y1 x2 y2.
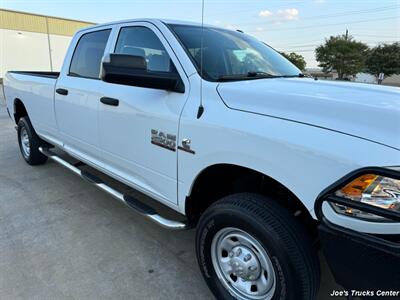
196 193 320 300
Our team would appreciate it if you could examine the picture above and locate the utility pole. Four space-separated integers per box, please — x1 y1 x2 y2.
45 17 53 72
345 29 348 40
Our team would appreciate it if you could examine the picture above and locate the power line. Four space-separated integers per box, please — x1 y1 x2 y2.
300 5 397 20
277 40 397 52
282 49 315 53
263 34 398 49
353 33 400 38
245 16 398 32
273 40 398 48
260 33 398 45
236 5 397 27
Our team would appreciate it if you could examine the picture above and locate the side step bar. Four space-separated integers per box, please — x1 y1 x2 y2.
39 147 188 230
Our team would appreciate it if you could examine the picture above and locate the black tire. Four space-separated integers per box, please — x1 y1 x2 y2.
196 193 320 300
17 116 48 165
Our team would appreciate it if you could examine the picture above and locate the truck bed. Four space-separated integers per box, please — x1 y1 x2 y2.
4 71 59 140
8 71 60 79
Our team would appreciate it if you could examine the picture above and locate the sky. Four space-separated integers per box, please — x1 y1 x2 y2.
1 0 399 68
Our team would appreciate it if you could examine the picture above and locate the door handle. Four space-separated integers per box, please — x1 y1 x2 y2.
100 97 119 106
56 88 68 95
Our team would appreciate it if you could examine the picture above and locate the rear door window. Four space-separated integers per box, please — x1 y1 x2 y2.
69 29 111 79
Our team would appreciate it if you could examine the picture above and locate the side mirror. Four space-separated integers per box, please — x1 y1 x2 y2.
101 54 184 93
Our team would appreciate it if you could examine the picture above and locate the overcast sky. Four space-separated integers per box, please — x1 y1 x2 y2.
2 0 399 68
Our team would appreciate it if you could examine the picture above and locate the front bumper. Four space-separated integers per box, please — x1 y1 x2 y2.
315 167 400 296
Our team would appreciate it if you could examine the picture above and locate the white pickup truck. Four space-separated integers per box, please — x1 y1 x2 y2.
4 19 400 300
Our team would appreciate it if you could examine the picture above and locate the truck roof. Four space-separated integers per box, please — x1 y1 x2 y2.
76 18 219 33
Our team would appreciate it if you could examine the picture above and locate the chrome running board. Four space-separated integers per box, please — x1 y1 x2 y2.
39 147 188 230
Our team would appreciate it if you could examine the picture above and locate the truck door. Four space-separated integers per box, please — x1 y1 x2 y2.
55 28 112 164
98 23 190 206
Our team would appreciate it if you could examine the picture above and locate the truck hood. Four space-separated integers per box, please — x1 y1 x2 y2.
217 78 400 150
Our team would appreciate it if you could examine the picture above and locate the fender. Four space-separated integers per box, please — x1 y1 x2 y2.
177 83 400 220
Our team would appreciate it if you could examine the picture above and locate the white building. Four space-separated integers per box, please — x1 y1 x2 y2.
0 9 94 79
354 72 376 84
354 72 400 87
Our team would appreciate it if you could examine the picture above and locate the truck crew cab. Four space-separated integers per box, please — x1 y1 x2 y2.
4 19 400 300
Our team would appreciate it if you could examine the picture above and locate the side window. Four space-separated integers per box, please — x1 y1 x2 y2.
69 29 111 79
115 27 173 73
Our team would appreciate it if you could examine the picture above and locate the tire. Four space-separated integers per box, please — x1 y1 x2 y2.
196 193 320 300
17 116 48 165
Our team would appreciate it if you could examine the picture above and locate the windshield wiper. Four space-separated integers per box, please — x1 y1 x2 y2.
217 72 277 82
247 71 275 77
216 72 306 82
280 73 306 78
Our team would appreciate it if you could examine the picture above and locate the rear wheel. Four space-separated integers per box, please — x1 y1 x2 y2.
17 116 48 165
196 193 320 300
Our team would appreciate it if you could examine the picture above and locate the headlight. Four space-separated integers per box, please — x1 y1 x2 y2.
332 174 400 221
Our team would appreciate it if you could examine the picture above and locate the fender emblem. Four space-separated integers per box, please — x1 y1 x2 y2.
151 129 176 152
178 138 195 154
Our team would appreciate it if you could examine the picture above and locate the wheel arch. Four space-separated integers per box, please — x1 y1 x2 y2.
185 163 317 237
13 98 28 124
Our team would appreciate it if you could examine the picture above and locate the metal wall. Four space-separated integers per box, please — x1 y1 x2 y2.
0 9 94 77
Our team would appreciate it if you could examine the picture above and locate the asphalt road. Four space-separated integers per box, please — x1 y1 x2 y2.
0 85 342 299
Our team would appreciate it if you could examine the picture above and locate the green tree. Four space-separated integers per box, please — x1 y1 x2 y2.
315 34 369 79
280 52 307 70
365 43 400 77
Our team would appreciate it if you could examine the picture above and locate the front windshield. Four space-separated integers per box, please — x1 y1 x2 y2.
169 24 301 81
